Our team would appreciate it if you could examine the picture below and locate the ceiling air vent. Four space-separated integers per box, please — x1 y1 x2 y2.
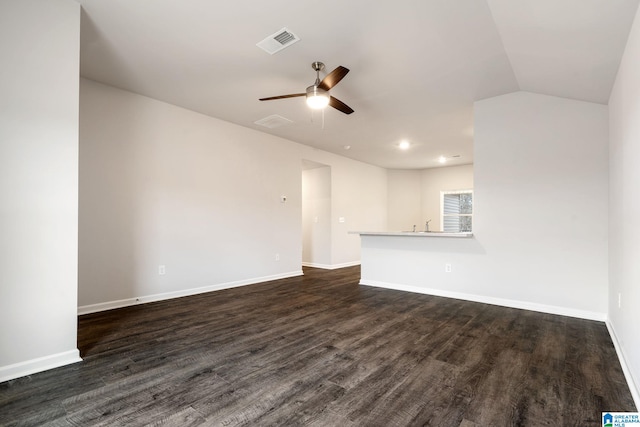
256 27 300 54
254 114 294 129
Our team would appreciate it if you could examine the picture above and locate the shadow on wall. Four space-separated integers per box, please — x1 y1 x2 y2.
302 160 331 267
78 94 144 310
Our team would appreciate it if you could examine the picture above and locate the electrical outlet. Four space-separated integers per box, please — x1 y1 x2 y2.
275 253 280 261
445 263 452 273
158 265 166 275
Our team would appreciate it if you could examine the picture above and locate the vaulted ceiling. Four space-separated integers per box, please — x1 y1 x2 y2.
78 0 640 169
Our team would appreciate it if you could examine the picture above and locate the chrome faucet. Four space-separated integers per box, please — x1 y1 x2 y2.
413 224 416 232
425 219 431 232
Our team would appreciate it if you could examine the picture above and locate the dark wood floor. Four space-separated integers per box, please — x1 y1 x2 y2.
0 266 635 426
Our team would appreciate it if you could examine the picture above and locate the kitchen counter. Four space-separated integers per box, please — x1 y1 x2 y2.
350 231 473 238
350 230 482 305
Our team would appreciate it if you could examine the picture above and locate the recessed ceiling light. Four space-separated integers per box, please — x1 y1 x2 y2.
399 140 410 150
438 156 447 164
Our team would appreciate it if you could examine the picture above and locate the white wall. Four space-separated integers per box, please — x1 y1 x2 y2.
473 91 609 315
0 0 81 382
421 165 474 232
608 2 640 405
363 91 609 320
329 159 387 266
79 79 302 309
387 170 422 231
387 165 473 232
79 79 387 311
302 165 332 267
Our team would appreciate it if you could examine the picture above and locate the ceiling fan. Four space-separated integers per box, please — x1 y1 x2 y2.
259 62 354 115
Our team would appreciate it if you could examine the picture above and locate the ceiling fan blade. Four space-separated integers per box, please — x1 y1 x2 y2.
329 96 354 115
317 66 350 91
259 93 305 101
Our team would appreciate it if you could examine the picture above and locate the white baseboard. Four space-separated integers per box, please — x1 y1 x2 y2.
0 349 82 384
606 320 640 409
302 261 360 270
78 270 304 315
360 279 607 322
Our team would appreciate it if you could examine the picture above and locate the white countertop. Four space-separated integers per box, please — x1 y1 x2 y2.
350 231 473 238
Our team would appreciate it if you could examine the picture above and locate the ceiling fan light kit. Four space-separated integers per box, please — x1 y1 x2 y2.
259 61 354 115
306 86 329 109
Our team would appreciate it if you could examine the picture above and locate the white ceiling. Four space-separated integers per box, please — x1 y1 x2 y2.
78 0 639 169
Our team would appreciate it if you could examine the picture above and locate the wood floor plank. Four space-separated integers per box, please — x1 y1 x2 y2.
513 314 567 423
0 266 635 426
249 381 346 426
325 348 439 422
462 347 533 426
356 357 463 426
40 418 75 427
193 345 343 424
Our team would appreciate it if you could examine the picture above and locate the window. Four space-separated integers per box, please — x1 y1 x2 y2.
441 190 473 232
